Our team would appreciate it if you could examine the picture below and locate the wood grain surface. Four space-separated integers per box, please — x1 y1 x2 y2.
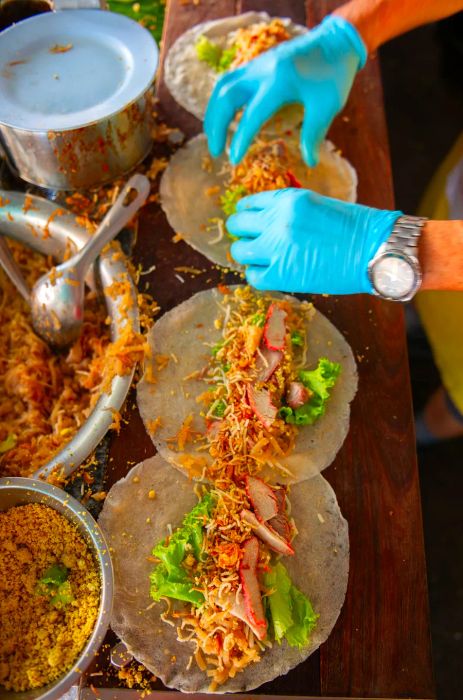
102 1 435 697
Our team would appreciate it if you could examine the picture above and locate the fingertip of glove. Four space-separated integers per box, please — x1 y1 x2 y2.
229 240 241 260
302 144 319 168
245 267 264 290
204 127 223 159
226 214 239 234
229 142 243 165
209 142 223 159
300 137 319 168
231 242 254 268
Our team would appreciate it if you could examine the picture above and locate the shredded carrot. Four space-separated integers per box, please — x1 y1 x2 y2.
43 209 65 239
49 43 73 54
146 417 162 433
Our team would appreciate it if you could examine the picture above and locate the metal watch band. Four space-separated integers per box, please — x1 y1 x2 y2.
386 214 428 258
368 214 428 302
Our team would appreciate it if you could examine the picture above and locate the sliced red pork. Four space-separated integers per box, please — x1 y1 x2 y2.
245 475 278 522
239 537 267 640
286 381 310 409
268 512 292 541
241 509 294 556
255 346 283 382
267 485 291 540
263 304 287 351
247 385 277 430
218 591 265 640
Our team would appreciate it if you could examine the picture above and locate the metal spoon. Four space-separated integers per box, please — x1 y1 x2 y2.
31 173 150 348
0 236 30 301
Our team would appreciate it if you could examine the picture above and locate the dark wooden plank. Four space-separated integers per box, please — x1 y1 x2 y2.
81 690 433 700
104 0 435 698
239 0 306 25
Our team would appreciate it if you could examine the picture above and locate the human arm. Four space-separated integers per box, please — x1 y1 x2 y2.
419 220 463 291
335 0 463 53
205 0 463 166
227 189 463 296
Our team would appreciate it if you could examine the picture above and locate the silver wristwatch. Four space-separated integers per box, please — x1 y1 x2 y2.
367 214 428 302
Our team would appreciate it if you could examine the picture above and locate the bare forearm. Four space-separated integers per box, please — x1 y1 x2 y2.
419 220 463 291
335 0 463 52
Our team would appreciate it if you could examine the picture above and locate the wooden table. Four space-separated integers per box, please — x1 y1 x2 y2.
98 1 436 697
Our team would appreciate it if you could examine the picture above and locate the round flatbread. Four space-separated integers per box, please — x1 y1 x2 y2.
164 12 307 121
160 132 358 269
99 454 349 693
137 287 357 484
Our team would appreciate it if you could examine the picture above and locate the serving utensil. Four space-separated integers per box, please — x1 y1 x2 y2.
30 173 150 348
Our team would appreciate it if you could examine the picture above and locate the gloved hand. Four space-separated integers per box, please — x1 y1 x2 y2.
204 15 367 167
228 188 403 295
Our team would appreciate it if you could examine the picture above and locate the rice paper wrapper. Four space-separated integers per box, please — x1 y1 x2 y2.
137 287 358 484
160 132 358 270
99 455 349 693
164 12 307 121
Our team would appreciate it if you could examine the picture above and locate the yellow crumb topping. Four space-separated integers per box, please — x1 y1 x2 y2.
0 503 100 691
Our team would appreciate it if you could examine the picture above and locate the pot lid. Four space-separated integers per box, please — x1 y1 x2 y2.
0 9 158 131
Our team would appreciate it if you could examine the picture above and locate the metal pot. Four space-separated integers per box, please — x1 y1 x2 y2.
0 9 158 190
0 476 114 700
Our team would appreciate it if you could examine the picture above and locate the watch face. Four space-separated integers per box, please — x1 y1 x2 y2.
371 253 416 300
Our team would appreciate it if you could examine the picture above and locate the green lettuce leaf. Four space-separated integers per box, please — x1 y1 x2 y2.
264 563 293 642
195 36 223 70
299 357 341 400
150 494 215 606
220 185 248 216
195 36 236 72
264 562 317 648
219 45 237 71
279 357 341 426
285 585 318 647
150 566 203 605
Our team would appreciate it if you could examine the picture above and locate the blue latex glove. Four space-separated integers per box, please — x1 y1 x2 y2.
204 15 367 167
228 189 403 295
